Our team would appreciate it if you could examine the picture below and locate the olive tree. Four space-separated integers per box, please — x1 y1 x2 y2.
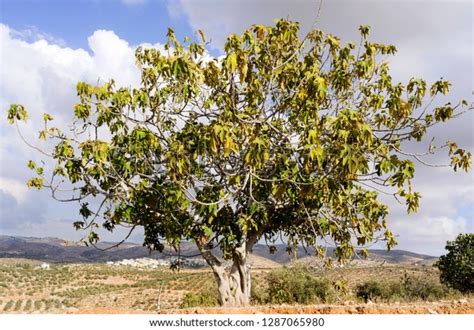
7 19 471 306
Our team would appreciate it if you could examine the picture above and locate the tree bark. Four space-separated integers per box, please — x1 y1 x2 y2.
197 234 257 307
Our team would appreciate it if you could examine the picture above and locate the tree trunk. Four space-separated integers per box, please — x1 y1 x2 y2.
197 235 256 307
213 244 251 307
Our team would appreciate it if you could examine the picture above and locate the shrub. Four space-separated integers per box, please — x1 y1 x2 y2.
24 300 32 311
54 299 62 309
436 233 474 293
34 300 42 311
265 266 335 304
356 275 454 303
3 300 13 312
250 283 269 305
44 299 52 311
179 282 219 308
180 291 219 308
401 274 450 300
14 300 22 311
356 281 386 302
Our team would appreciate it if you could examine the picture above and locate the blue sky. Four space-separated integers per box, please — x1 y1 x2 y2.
0 0 194 49
0 0 472 256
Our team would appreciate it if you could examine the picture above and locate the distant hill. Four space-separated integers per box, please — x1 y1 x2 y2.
0 235 437 266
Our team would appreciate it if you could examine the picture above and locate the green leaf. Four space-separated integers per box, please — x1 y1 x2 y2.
358 25 370 38
7 104 28 124
38 130 47 141
26 177 44 190
43 113 54 122
27 160 36 170
198 29 206 42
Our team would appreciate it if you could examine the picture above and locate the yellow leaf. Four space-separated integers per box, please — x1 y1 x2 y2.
240 62 248 83
210 137 218 154
226 53 238 73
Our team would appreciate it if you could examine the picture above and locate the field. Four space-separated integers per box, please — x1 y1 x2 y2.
0 258 472 314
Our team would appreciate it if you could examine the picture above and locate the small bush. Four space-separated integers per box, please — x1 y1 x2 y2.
34 300 42 311
265 266 335 304
180 290 219 308
401 274 450 301
179 279 219 308
356 281 386 302
14 300 22 311
356 274 455 303
24 300 32 311
250 283 269 305
54 299 62 309
44 299 52 311
3 300 13 312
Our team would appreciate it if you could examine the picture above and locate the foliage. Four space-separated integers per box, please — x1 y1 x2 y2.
436 233 474 293
355 274 455 302
14 300 22 311
179 290 219 308
3 300 13 312
250 281 269 305
356 280 385 302
265 266 335 304
400 274 450 300
179 280 219 308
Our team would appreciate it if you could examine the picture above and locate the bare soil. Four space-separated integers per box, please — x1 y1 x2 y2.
163 299 474 314
65 299 474 314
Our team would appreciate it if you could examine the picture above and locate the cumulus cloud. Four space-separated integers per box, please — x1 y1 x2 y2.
390 216 472 256
0 23 141 193
0 23 161 240
0 177 29 204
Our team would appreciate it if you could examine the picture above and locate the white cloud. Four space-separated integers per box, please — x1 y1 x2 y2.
87 29 141 87
377 164 474 256
390 216 471 256
0 177 29 204
0 23 164 239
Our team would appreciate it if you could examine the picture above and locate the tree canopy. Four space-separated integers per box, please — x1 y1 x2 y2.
436 233 474 293
7 19 471 306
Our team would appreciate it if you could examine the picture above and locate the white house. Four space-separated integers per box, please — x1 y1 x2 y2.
40 262 50 270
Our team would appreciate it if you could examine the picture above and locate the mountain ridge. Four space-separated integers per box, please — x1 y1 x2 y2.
0 235 437 265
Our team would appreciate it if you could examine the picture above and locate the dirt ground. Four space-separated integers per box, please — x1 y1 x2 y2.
162 299 474 314
70 299 474 314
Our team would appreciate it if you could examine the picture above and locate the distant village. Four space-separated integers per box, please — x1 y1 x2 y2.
105 257 208 269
